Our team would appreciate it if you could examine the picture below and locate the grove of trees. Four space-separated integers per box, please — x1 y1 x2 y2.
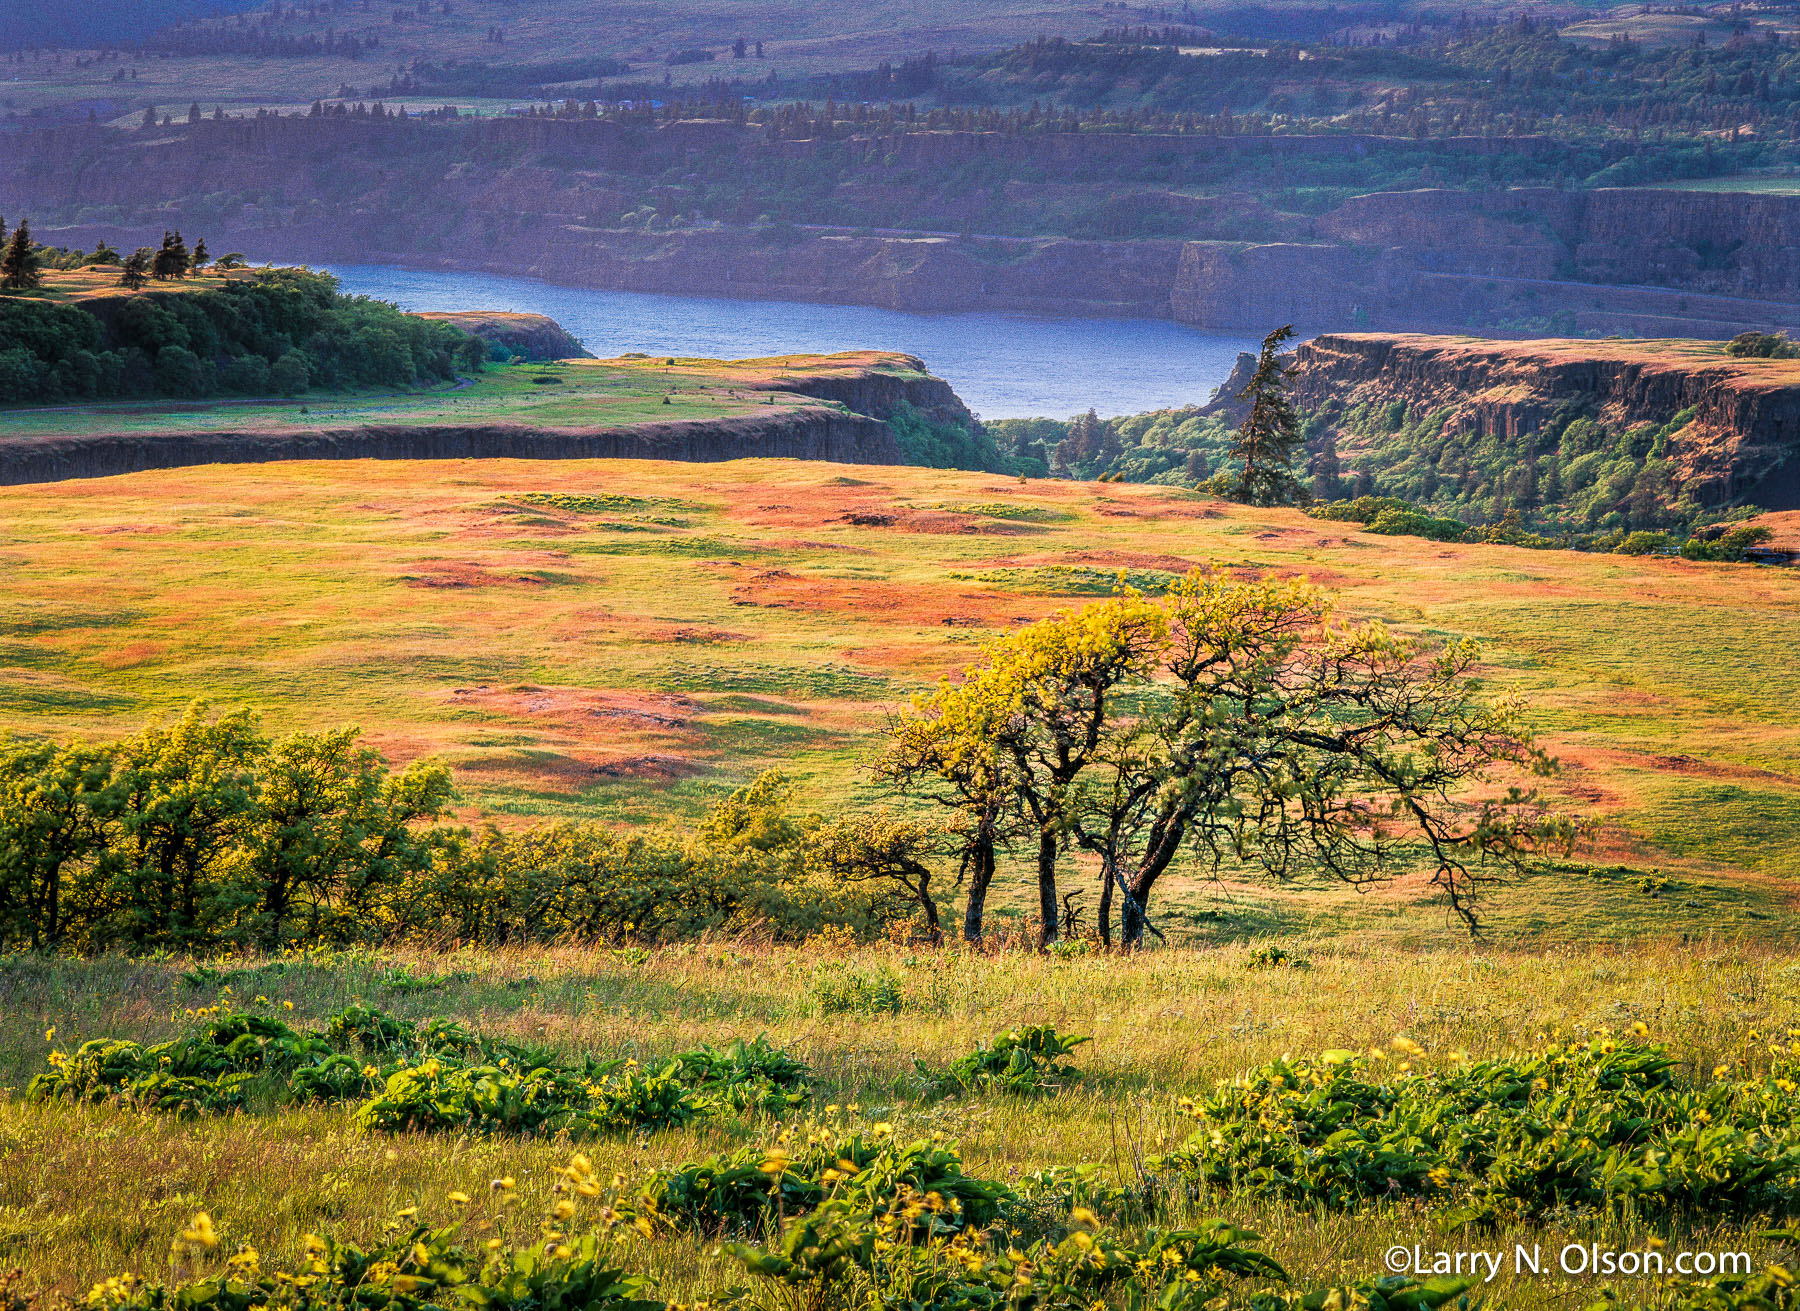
884 569 1571 947
0 265 486 404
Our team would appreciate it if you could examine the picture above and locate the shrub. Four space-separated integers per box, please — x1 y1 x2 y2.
86 1216 667 1311
271 348 311 395
810 961 907 1015
1307 495 1414 524
1725 331 1800 360
32 1002 810 1138
153 342 214 397
1682 524 1775 563
726 1203 1302 1311
669 1034 811 1112
638 1129 1014 1238
1617 530 1678 555
1365 506 1471 542
921 1024 1091 1096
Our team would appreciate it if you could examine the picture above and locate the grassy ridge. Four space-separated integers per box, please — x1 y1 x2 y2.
0 352 903 439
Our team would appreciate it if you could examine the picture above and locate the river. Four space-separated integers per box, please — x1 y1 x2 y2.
320 264 1261 421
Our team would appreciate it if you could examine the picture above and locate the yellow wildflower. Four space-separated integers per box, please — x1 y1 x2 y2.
178 1212 219 1250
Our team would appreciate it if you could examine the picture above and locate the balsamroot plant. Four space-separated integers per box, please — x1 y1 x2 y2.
31 1003 811 1137
1155 1034 1800 1225
920 1024 1091 1097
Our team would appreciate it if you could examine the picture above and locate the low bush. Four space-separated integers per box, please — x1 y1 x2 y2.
86 1212 667 1311
669 1034 812 1112
1366 506 1472 542
636 1126 1014 1237
1681 524 1775 563
810 961 907 1015
1616 529 1678 555
1726 331 1800 360
920 1024 1091 1096
1153 1037 1800 1226
31 1004 811 1138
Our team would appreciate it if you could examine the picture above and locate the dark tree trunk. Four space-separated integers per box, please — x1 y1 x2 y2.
1121 869 1155 948
962 832 995 945
263 872 289 950
917 870 942 944
1121 893 1146 948
1098 860 1115 948
1036 828 1059 947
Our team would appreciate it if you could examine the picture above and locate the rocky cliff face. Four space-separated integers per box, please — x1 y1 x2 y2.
415 311 594 361
752 355 976 429
1285 334 1800 507
9 118 1800 337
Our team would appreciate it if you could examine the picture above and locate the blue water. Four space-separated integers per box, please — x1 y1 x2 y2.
319 264 1258 421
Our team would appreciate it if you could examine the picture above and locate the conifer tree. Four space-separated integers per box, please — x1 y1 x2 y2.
0 218 40 292
152 230 190 280
1227 324 1304 507
119 248 152 289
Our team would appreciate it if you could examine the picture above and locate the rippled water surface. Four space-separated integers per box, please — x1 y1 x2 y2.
322 264 1260 420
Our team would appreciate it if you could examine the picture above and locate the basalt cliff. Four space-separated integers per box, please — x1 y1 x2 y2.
7 117 1800 339
1278 334 1800 509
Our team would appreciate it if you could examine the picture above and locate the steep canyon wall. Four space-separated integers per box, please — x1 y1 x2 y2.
5 118 1800 336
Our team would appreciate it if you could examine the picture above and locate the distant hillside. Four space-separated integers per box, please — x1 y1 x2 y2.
9 116 1800 339
2 1 265 51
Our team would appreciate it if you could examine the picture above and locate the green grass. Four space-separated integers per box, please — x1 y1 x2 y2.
0 355 836 441
1637 174 1800 194
5 939 1800 1301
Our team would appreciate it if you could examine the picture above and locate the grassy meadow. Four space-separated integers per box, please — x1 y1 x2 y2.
2 454 1798 1301
0 352 894 442
5 939 1800 1301
0 455 1794 939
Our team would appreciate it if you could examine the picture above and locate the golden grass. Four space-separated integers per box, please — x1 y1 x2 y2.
3 938 1798 1300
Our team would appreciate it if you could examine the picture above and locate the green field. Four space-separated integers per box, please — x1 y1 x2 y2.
2 455 1798 1303
0 353 857 441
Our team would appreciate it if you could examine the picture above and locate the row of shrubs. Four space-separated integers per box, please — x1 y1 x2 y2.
30 1003 811 1131
31 1005 1091 1133
45 1004 1800 1230
0 707 937 953
1309 495 1778 560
